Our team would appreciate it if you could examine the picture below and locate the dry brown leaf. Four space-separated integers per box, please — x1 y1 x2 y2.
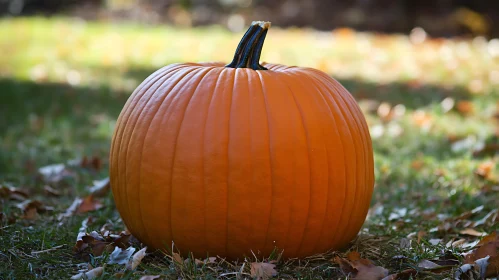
477 231 498 247
454 205 484 221
16 200 52 220
474 210 498 227
73 230 132 261
334 255 388 280
465 238 498 264
351 259 389 280
0 185 29 201
80 156 103 170
459 251 499 279
333 256 357 275
484 255 499 278
88 177 110 197
77 195 104 213
126 247 147 270
460 228 487 237
70 267 103 280
250 262 278 280
347 251 361 261
113 233 132 249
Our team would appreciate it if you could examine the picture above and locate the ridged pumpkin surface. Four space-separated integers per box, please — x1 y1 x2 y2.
110 61 374 259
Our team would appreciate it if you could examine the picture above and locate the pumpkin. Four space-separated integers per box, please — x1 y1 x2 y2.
110 21 374 259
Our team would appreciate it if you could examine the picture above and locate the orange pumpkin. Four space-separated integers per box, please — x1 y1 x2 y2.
110 21 374 259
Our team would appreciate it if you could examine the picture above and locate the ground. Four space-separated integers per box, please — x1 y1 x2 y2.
0 17 498 279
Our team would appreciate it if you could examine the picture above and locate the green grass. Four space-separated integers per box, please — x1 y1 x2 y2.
0 17 498 279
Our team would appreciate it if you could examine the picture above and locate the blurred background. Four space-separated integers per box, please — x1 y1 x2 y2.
1 0 499 37
0 0 498 207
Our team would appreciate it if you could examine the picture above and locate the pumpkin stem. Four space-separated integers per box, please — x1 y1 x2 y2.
226 21 271 70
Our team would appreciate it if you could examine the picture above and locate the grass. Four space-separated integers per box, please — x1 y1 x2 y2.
0 17 498 279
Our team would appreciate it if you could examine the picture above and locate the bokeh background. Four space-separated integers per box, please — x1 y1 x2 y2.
2 0 499 37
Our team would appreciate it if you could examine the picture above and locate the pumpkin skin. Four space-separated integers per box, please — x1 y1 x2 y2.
110 22 374 260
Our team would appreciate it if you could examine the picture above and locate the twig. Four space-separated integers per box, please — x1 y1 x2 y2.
31 244 65 255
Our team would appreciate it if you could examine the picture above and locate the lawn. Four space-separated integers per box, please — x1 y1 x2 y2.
0 17 498 279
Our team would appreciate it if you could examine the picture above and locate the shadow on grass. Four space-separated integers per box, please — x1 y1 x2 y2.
0 70 477 176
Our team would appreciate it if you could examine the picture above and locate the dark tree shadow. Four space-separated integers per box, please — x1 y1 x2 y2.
0 68 484 174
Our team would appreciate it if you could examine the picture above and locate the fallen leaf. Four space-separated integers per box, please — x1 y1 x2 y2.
417 259 440 269
112 232 132 249
88 177 110 197
477 231 498 247
77 195 104 213
70 267 103 279
464 235 499 277
399 238 411 249
16 200 53 220
79 156 103 170
484 255 499 278
250 262 278 280
126 247 147 270
474 210 498 227
334 255 389 280
78 216 94 235
74 232 112 261
475 256 490 279
347 251 361 261
0 185 29 201
333 256 357 275
352 259 389 280
38 163 74 184
454 205 484 221
73 230 132 262
454 263 476 279
58 198 83 221
108 246 136 265
460 228 487 237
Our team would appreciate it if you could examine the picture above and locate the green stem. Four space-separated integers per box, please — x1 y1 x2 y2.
226 21 271 70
